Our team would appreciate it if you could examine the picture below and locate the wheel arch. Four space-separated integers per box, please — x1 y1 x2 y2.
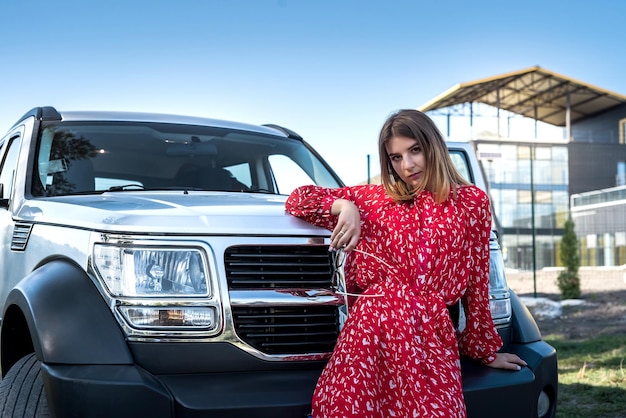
1 258 133 376
1 304 34 376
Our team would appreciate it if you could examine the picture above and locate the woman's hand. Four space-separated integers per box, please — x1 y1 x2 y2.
330 199 361 251
485 353 528 371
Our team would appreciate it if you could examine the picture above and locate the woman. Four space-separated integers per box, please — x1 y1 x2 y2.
285 109 526 418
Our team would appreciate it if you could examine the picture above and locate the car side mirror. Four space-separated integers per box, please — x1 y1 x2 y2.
0 183 8 209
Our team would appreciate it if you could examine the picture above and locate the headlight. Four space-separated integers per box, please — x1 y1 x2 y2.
490 297 512 321
94 244 210 297
489 247 508 292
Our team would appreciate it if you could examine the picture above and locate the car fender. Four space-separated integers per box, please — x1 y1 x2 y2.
509 291 543 343
1 259 132 370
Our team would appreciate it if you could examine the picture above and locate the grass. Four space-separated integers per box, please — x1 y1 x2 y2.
545 334 626 418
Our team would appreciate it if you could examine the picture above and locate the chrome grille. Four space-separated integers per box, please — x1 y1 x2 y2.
225 245 339 355
231 306 339 354
225 245 333 289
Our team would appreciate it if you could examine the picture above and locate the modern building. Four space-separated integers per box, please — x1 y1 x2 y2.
419 66 626 270
571 185 626 267
471 138 570 270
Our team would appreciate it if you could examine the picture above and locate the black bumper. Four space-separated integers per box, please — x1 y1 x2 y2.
463 340 558 418
41 340 556 418
41 341 321 418
42 364 319 418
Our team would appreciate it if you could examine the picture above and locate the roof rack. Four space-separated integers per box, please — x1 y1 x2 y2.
262 124 303 141
11 106 62 130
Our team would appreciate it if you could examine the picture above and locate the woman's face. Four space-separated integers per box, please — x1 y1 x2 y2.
385 135 425 189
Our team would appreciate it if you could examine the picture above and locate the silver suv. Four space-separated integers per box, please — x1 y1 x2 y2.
0 107 556 418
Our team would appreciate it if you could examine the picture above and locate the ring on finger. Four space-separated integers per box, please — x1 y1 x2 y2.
338 231 345 236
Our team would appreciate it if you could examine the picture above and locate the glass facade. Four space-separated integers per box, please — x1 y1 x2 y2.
579 232 626 267
475 141 569 270
571 185 626 267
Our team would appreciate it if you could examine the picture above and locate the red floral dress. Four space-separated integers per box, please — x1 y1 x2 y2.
285 184 503 418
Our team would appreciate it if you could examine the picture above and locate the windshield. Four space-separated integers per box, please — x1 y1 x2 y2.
31 122 342 197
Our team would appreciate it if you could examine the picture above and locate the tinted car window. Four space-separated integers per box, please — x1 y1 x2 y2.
0 137 21 199
32 122 341 197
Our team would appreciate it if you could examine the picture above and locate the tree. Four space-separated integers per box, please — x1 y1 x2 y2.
557 216 581 299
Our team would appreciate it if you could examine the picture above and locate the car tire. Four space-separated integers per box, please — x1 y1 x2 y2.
0 353 49 417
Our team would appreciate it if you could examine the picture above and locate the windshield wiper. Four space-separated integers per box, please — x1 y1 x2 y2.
106 184 145 192
241 188 276 194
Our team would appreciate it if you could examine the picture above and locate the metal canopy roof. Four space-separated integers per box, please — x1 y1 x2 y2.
418 66 626 127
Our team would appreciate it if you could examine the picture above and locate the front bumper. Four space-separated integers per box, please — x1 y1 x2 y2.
42 365 319 418
462 340 558 418
41 339 556 418
41 341 322 418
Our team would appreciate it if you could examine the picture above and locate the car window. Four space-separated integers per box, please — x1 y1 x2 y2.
32 122 342 197
268 154 317 195
224 162 252 189
449 150 473 184
0 136 21 200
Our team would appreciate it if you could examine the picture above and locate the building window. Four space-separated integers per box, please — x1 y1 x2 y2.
617 161 626 186
517 190 532 203
587 234 597 249
535 191 553 204
517 146 531 159
616 232 626 247
620 118 626 144
535 147 552 160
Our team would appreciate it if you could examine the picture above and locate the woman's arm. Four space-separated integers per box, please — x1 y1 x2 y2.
285 185 363 252
328 198 360 251
457 187 526 371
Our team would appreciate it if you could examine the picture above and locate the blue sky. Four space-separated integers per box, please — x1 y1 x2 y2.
2 0 625 185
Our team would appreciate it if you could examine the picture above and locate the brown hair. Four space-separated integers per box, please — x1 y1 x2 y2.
378 109 469 203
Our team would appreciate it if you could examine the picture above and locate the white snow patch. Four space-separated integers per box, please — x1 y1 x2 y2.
519 296 593 320
519 297 563 319
560 299 588 307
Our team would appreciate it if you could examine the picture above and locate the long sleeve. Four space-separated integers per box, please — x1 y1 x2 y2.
286 184 397 297
285 184 358 231
457 189 503 361
285 184 364 296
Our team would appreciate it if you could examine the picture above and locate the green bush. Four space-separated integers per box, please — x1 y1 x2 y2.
557 216 581 299
557 269 581 299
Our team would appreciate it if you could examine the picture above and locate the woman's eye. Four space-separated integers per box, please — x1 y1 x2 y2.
411 147 421 154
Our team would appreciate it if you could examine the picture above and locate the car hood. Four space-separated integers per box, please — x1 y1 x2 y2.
16 191 329 236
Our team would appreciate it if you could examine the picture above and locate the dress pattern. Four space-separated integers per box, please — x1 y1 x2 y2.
285 184 503 418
